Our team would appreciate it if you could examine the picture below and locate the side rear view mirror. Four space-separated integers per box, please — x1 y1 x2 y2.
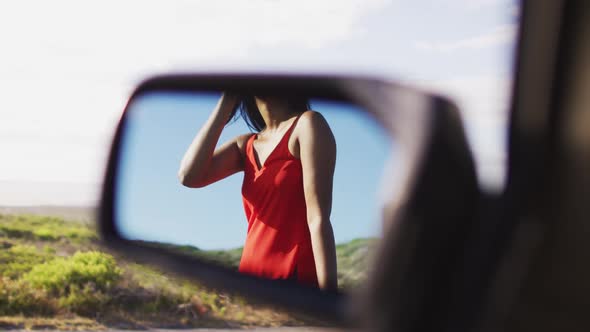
98 73 478 328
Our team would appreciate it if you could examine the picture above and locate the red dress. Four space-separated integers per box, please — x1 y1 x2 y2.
238 114 318 287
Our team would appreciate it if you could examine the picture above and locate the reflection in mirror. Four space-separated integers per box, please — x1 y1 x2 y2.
116 91 393 292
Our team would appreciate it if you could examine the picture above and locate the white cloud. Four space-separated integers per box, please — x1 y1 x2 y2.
434 0 517 13
0 0 393 205
414 23 517 53
0 0 516 202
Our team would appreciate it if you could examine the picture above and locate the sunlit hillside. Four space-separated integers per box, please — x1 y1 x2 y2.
0 214 306 330
135 237 378 290
0 212 376 330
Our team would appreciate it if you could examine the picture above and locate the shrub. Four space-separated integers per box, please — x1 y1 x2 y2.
0 277 56 316
0 244 50 279
33 228 59 241
57 283 109 315
23 251 122 295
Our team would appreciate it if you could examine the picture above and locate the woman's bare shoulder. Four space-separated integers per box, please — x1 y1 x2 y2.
235 133 255 152
290 110 336 160
297 110 334 139
300 109 325 122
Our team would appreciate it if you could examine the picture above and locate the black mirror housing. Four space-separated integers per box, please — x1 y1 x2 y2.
98 72 477 328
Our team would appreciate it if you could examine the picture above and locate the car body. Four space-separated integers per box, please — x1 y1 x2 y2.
99 1 590 331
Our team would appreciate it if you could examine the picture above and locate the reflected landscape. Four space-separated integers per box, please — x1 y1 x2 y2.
116 91 393 291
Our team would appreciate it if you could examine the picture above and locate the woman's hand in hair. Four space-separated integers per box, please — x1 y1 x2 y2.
177 92 249 188
218 92 239 113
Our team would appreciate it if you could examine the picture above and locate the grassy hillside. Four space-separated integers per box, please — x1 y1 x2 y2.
0 206 96 224
0 213 376 329
139 237 378 289
336 238 378 289
0 214 304 330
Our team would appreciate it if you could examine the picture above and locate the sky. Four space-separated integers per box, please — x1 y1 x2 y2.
115 94 391 249
0 0 519 206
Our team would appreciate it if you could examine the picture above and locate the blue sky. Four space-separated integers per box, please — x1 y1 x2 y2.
0 0 519 206
116 92 391 249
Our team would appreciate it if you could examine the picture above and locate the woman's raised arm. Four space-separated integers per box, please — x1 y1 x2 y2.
178 93 250 188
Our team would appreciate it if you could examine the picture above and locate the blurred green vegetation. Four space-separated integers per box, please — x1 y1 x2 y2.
0 213 375 329
0 244 53 279
336 238 378 289
0 214 96 242
140 236 377 289
23 251 122 295
0 213 307 329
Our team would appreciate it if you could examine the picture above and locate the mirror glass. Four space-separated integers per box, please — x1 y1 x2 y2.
115 90 393 292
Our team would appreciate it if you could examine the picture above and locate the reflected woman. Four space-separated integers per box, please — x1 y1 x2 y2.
177 93 337 290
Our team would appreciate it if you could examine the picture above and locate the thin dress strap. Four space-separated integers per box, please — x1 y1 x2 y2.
282 112 304 144
248 112 305 171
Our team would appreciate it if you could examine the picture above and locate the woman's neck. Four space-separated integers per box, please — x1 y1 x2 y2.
257 101 297 131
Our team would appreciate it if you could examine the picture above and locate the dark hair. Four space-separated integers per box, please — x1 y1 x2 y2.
227 96 310 132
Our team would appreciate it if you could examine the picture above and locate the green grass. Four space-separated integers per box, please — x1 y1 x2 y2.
336 238 378 289
0 214 97 242
23 251 122 295
131 241 243 270
203 238 378 289
0 243 53 279
0 213 376 329
0 213 304 329
201 247 243 269
139 236 378 288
